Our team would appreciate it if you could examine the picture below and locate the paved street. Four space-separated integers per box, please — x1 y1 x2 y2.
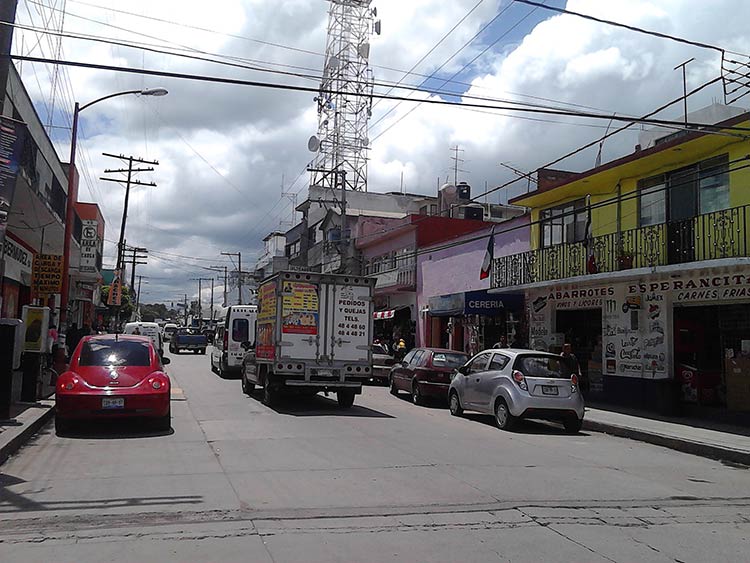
2 352 750 562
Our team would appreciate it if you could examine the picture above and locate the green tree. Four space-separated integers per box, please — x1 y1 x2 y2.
101 285 134 321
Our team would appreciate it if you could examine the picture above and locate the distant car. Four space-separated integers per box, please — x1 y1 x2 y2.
55 334 172 434
448 348 584 433
389 347 469 405
370 343 395 385
170 327 208 355
123 321 164 357
163 323 178 342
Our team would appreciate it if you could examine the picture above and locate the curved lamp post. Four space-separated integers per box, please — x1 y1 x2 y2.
59 87 168 330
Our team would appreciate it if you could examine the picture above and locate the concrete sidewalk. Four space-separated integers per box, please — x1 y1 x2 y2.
584 407 750 465
0 400 55 466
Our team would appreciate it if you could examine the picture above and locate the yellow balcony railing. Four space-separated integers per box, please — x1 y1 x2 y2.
492 205 750 288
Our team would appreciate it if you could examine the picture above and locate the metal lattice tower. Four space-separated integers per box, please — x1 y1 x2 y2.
310 0 379 192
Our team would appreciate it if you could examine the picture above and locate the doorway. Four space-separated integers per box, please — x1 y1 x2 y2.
556 308 603 391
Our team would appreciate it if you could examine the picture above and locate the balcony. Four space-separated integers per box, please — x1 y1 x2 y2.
373 265 416 292
492 204 750 289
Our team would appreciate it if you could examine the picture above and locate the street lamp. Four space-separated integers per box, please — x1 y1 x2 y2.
59 87 168 330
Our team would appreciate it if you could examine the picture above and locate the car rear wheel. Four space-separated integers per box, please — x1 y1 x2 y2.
200 348 206 355
154 406 171 432
449 391 463 416
337 389 356 408
389 376 398 396
54 415 71 436
411 381 424 406
563 416 583 434
494 398 516 431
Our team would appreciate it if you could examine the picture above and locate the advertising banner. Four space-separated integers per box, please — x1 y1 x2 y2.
80 219 98 273
281 281 319 335
0 116 27 249
256 280 277 360
107 269 123 306
31 254 64 296
22 305 49 353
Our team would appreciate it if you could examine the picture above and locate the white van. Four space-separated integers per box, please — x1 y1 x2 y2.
163 323 178 342
124 322 164 357
211 305 257 377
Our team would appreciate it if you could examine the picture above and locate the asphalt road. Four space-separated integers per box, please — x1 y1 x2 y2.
2 351 750 562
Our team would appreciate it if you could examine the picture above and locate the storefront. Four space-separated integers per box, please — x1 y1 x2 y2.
1 234 34 319
373 293 415 349
426 290 524 354
524 264 750 414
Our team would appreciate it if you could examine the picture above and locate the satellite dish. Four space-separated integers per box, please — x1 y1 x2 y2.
373 20 382 35
308 135 321 152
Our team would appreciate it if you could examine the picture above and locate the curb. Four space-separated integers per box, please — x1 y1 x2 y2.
583 419 750 466
0 403 55 467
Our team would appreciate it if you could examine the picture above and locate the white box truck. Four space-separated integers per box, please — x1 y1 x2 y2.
243 271 375 408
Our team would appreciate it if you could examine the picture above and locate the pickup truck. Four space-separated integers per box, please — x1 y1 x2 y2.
242 270 375 408
169 327 208 354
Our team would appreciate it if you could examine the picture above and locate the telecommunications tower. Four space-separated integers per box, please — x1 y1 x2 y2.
308 0 381 192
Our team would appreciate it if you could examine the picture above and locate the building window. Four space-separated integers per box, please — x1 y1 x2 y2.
286 240 300 258
638 175 666 227
699 155 729 214
540 199 586 247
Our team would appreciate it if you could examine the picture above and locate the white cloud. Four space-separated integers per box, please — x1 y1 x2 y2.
11 0 750 301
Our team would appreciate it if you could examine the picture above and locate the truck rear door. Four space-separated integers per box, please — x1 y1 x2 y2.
329 282 372 363
280 280 321 361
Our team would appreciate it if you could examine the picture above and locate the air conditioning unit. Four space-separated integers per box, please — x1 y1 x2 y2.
456 181 471 201
462 204 484 221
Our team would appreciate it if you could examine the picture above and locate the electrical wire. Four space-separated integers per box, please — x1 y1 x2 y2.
9 54 750 135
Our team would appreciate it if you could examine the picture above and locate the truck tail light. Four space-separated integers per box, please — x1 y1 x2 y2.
512 370 527 391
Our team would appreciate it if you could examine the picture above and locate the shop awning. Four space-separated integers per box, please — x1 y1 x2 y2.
373 309 395 320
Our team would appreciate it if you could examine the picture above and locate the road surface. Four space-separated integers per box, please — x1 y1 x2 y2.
1 351 749 562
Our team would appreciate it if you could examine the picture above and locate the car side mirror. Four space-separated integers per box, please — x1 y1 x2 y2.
162 356 171 365
457 365 468 375
401 360 408 367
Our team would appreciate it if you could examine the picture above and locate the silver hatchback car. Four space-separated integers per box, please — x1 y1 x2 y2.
448 348 585 433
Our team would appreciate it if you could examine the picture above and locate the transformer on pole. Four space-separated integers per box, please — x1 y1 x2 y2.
309 0 380 192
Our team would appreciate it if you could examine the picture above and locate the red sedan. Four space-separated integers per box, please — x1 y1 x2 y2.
389 348 469 405
55 334 171 434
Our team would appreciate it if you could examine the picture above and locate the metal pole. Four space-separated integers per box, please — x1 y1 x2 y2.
238 252 242 305
223 267 227 307
210 278 214 321
60 102 79 330
197 278 202 328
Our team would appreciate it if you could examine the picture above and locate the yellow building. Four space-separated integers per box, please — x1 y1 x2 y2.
491 106 750 416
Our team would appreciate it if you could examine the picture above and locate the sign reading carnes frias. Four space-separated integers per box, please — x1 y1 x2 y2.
628 273 750 302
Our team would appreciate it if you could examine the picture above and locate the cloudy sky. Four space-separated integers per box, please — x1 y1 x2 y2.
11 0 750 305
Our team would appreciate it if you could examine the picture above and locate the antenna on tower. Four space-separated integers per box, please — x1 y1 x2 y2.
309 1 378 192
450 146 466 185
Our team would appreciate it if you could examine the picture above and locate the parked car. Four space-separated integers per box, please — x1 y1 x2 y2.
169 327 208 354
389 347 469 405
55 334 171 434
370 343 395 385
448 349 584 433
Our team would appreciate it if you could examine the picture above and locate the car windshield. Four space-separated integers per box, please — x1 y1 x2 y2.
515 355 573 379
79 340 151 367
431 352 468 367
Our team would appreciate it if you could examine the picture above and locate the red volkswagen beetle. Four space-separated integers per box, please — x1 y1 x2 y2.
55 334 171 434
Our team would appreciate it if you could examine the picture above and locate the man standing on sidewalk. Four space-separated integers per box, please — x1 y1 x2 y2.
562 343 588 394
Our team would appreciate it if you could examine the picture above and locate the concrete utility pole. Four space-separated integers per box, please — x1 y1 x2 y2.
209 265 228 307
183 294 188 326
190 278 212 328
122 244 148 296
221 252 242 304
210 278 214 321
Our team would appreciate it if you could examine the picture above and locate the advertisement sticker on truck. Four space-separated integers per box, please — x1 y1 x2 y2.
256 281 277 360
282 281 319 335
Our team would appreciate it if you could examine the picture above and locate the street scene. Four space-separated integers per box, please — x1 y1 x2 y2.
2 0 750 561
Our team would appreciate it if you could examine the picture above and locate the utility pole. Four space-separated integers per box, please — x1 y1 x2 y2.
209 265 228 307
135 275 145 313
221 252 242 304
121 244 148 301
183 293 188 326
190 277 212 328
100 153 158 270
210 278 215 321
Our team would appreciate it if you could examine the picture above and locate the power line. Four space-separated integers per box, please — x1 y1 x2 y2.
9 54 750 135
513 0 744 56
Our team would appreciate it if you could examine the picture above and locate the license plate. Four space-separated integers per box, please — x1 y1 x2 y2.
102 397 125 409
541 385 558 396
317 370 333 377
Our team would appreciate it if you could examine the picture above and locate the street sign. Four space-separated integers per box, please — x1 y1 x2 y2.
107 269 123 306
80 219 98 273
31 254 64 296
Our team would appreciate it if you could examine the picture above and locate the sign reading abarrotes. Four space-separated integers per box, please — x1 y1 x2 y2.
31 254 64 295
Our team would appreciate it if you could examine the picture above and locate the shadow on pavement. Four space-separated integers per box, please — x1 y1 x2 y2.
55 419 175 440
462 413 590 436
271 393 395 418
391 391 448 410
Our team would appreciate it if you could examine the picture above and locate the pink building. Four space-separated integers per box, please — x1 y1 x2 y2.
417 215 530 353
